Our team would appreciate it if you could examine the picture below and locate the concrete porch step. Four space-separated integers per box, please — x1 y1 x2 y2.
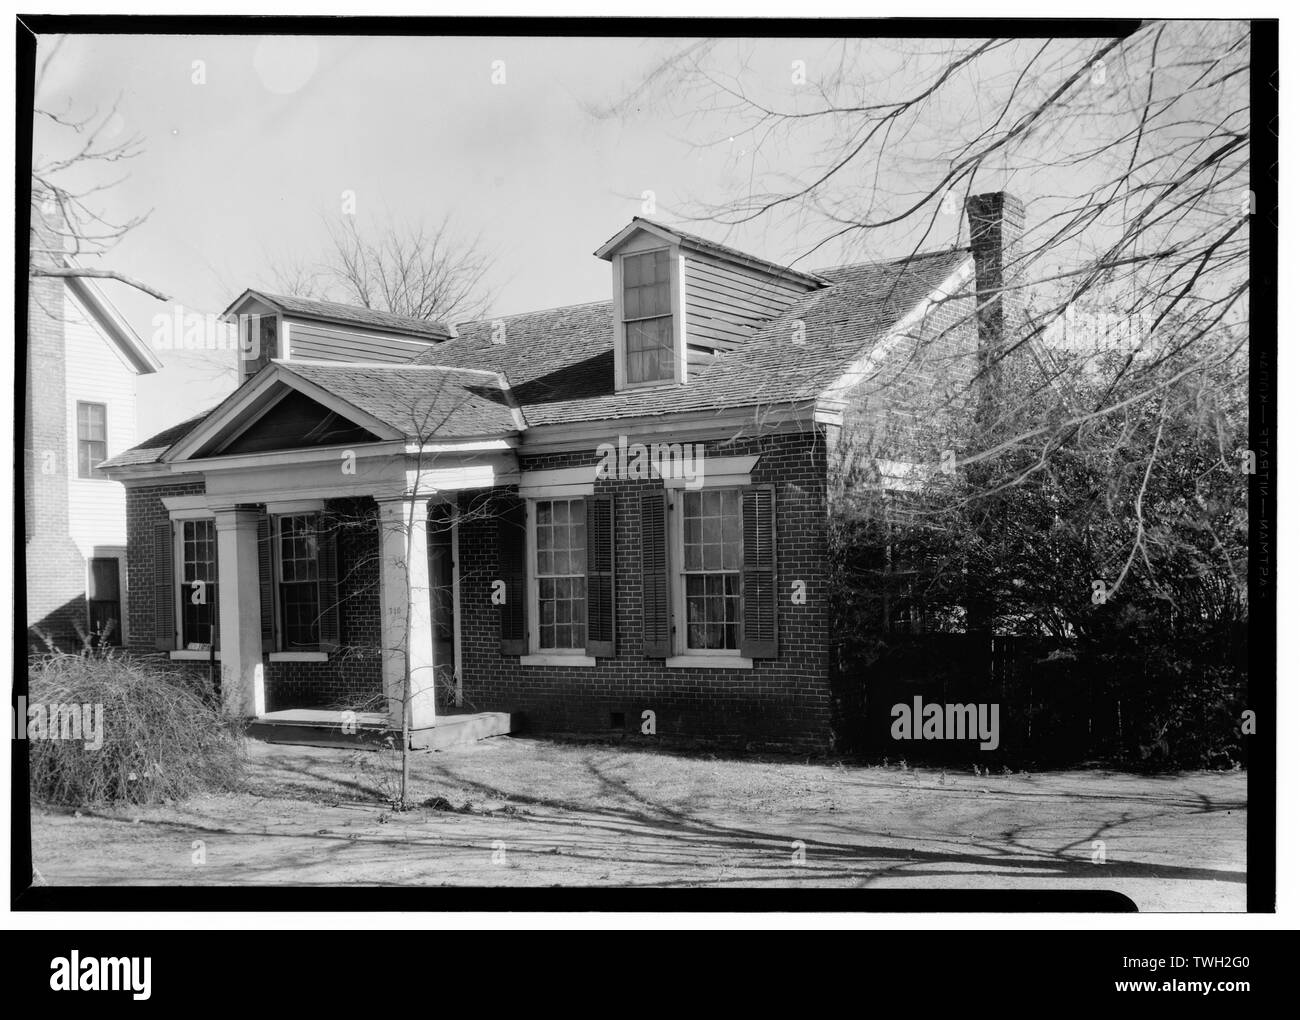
247 710 513 751
410 711 513 750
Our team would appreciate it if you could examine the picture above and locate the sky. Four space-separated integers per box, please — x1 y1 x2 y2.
37 33 829 438
34 29 1238 440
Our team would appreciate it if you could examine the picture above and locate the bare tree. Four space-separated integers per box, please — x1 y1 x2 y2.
596 27 1253 764
601 25 1250 448
30 34 169 301
603 25 1251 596
266 212 496 326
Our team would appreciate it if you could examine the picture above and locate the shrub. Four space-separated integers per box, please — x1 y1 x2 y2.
27 654 247 806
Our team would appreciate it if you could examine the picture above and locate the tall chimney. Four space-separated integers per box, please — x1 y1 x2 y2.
964 191 1024 436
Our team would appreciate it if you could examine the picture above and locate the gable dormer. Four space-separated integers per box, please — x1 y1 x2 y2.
221 290 457 385
222 292 283 384
595 218 828 391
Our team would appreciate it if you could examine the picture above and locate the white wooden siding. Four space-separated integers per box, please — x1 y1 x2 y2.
63 290 137 554
285 317 441 364
683 255 812 376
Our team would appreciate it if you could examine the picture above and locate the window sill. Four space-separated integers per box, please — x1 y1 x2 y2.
519 653 598 667
170 650 220 661
665 655 754 670
269 651 329 662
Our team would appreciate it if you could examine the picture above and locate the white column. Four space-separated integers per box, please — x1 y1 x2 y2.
213 507 265 718
377 497 437 733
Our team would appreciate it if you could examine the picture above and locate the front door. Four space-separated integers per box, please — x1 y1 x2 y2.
428 503 458 708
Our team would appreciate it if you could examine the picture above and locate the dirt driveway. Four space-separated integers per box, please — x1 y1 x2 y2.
29 737 1247 910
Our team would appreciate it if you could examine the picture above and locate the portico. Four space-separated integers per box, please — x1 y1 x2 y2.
151 360 521 738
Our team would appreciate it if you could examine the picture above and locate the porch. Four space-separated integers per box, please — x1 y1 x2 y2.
150 361 525 748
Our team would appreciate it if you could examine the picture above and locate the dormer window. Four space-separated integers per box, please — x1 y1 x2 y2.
597 216 827 393
621 249 674 385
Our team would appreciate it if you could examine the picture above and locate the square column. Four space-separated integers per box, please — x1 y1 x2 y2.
213 507 265 718
377 497 437 733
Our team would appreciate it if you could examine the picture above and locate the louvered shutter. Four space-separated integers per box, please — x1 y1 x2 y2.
585 495 615 658
640 489 671 657
258 514 275 652
316 515 340 651
497 495 528 655
153 520 175 650
740 484 778 658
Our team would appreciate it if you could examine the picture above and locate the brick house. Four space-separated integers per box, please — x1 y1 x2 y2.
99 193 1022 751
26 237 164 651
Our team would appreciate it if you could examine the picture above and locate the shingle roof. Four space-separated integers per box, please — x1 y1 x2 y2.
99 411 212 468
411 248 971 426
279 361 522 438
106 246 971 468
598 217 831 287
230 290 455 341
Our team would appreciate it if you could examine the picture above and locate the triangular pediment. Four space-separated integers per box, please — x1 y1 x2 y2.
218 387 383 455
162 362 404 463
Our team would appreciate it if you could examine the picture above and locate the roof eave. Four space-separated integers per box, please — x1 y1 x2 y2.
594 217 829 288
61 256 163 373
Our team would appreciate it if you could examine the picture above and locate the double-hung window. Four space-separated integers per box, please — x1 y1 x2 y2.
680 488 743 650
276 513 320 650
496 488 615 661
640 474 777 664
621 249 675 385
533 498 587 652
178 518 219 650
76 401 108 478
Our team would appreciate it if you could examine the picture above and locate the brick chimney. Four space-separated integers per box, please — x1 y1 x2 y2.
964 192 1025 435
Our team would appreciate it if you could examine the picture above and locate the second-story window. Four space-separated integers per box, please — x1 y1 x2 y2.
76 401 107 478
622 249 673 384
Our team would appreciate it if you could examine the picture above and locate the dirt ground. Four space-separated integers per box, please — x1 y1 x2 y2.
29 737 1247 910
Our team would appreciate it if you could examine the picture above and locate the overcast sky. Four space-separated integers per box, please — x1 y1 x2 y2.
36 34 845 436
34 32 1133 438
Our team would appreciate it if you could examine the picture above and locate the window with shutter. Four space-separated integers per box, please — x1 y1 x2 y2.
640 489 671 657
585 495 615 658
497 496 528 655
257 514 274 652
739 484 778 658
153 520 175 650
663 482 778 661
317 519 340 651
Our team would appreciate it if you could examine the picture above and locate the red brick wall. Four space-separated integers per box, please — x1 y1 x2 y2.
265 497 383 711
124 484 384 707
455 429 833 751
124 478 208 655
